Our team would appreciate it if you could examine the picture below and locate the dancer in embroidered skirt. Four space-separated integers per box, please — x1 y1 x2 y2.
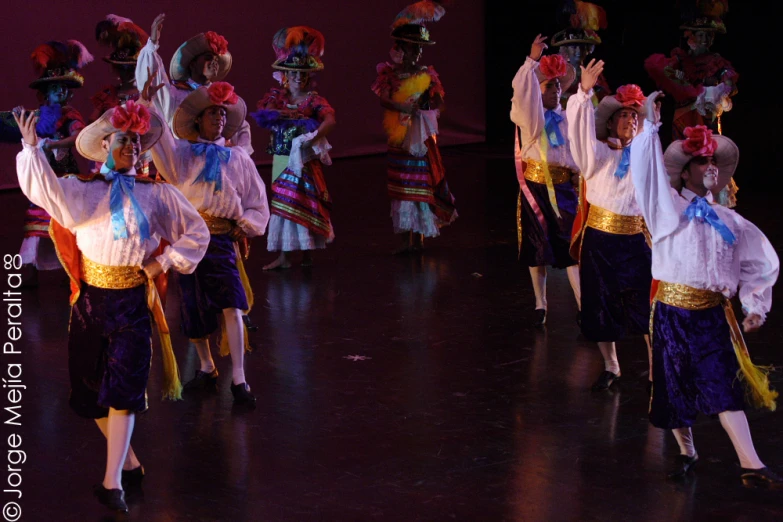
372 0 457 254
251 26 336 270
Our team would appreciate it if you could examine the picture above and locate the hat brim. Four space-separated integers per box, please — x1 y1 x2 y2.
679 23 726 34
535 63 576 94
271 62 324 72
29 76 83 90
594 97 647 141
390 35 436 45
102 56 137 66
663 135 738 193
172 88 247 142
169 34 232 82
76 107 163 163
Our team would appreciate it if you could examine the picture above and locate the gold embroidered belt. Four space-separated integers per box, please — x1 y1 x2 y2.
80 255 146 289
523 159 574 185
199 212 234 235
586 205 647 235
654 281 724 310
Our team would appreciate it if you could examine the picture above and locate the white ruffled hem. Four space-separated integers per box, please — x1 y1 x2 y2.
19 236 62 270
266 215 332 252
390 201 442 237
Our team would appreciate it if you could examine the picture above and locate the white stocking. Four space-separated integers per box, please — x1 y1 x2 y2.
597 342 620 375
103 408 135 490
529 266 547 310
566 265 581 310
672 427 697 457
190 337 215 373
223 308 247 385
719 410 765 469
95 417 140 471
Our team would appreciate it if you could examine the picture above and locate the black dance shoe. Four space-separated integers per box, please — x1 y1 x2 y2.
740 467 783 490
591 371 620 391
230 382 256 405
183 369 218 391
121 466 145 489
576 311 582 328
94 484 128 513
533 308 546 326
242 314 259 332
667 454 698 478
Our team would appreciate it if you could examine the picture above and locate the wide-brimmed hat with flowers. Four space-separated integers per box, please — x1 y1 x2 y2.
679 0 728 34
390 1 445 45
663 125 738 192
172 82 246 141
551 0 607 47
29 40 93 90
169 31 232 83
271 26 325 71
95 14 149 65
535 55 576 93
76 100 162 162
594 84 647 141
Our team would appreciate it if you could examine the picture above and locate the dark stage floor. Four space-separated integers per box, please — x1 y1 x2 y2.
2 144 782 521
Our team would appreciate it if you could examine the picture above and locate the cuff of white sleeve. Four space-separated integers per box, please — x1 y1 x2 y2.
155 252 173 274
575 87 593 103
742 304 767 323
145 38 159 51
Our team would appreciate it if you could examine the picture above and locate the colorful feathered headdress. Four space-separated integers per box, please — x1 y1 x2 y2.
29 40 93 90
552 0 607 47
390 0 447 45
271 26 325 71
95 14 149 65
679 0 729 34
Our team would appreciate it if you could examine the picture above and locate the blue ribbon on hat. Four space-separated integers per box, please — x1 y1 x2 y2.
190 142 231 192
613 146 631 179
543 110 565 148
684 196 737 245
102 167 150 242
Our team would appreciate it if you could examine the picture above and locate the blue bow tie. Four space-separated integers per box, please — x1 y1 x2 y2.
544 110 565 148
104 170 150 242
613 146 631 179
684 196 737 245
191 142 232 193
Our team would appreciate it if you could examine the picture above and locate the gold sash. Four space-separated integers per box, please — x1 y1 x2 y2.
586 205 647 236
654 281 723 310
523 159 574 185
199 212 234 235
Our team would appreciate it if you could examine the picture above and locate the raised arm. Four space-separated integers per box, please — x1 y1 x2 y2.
153 184 210 274
630 91 680 242
509 35 547 143
140 78 185 186
14 110 78 229
135 13 176 122
566 59 605 179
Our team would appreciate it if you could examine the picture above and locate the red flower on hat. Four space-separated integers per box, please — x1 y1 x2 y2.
208 82 239 105
205 31 229 55
682 125 717 157
110 100 150 134
539 55 567 80
615 84 646 107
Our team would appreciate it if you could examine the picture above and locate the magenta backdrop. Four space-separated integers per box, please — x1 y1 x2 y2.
0 0 485 189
